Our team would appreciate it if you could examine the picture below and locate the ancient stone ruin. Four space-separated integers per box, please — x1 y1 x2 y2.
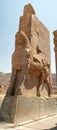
6 4 51 97
1 4 57 125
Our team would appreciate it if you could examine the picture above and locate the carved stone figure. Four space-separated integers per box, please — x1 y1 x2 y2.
28 55 51 96
37 59 51 97
6 4 51 97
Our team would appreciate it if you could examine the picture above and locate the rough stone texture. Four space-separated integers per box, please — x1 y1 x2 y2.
0 96 57 125
6 4 51 97
53 30 57 83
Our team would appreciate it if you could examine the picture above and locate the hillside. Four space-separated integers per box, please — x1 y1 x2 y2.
0 72 11 87
0 72 11 94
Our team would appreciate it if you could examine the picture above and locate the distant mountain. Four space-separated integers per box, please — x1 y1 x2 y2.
0 72 11 87
0 72 11 94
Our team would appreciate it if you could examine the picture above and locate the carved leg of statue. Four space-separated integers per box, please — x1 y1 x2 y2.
14 75 22 96
37 86 41 97
6 69 16 96
11 69 22 96
37 73 44 97
46 78 51 97
37 76 41 97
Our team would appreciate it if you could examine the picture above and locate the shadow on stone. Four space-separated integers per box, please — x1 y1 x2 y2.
0 95 17 123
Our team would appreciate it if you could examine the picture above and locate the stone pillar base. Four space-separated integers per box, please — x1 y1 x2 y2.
0 96 57 125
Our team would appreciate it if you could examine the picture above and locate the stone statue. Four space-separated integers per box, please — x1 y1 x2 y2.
28 55 51 97
37 59 51 97
6 4 52 97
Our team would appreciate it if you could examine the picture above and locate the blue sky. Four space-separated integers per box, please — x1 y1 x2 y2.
0 0 57 73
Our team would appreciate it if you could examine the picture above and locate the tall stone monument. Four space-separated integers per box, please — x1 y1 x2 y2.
53 30 57 83
6 4 51 97
0 4 55 125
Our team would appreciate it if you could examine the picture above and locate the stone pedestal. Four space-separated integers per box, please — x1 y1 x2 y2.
0 96 57 125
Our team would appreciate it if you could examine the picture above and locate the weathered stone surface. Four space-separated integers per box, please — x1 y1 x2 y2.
6 4 51 97
0 96 57 125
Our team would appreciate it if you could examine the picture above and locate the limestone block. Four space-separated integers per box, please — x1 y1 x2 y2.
0 96 57 125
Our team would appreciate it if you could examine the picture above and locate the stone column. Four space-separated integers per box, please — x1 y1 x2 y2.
53 30 57 82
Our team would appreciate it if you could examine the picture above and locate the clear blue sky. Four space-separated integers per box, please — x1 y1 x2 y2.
0 0 57 73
